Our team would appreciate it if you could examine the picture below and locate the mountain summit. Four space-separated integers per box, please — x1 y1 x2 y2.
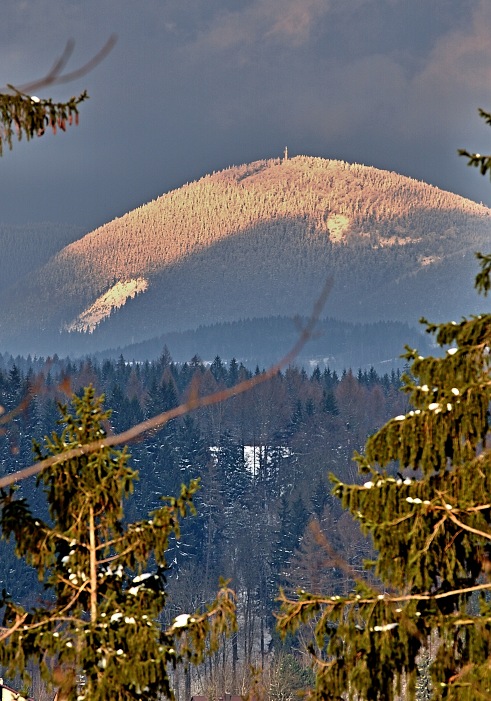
1 156 490 356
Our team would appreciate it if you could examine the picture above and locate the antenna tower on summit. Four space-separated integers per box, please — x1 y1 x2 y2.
284 146 288 161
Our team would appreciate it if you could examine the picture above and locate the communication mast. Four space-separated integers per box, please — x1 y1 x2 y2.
284 146 288 161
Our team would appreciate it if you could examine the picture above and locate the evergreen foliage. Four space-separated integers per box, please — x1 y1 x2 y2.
458 108 491 181
0 89 87 155
1 353 401 692
0 387 236 700
277 247 491 699
268 652 315 701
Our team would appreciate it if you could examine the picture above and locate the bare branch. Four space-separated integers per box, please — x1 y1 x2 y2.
0 278 332 489
445 508 491 541
2 35 118 95
309 520 368 588
278 580 491 612
0 611 29 642
39 38 76 87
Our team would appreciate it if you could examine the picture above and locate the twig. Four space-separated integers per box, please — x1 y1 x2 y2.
1 35 118 94
310 520 367 587
0 278 332 489
445 509 491 541
279 579 491 611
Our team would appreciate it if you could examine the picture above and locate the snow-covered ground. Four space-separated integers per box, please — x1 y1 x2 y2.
210 445 291 476
65 278 148 333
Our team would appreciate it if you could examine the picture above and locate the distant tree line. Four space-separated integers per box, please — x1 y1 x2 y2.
90 316 432 374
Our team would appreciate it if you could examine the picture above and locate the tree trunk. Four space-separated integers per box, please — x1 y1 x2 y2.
89 505 97 622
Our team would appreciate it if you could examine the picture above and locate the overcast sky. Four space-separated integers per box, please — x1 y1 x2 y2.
2 0 491 232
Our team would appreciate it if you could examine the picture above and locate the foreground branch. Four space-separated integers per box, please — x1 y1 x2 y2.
0 279 332 488
1 35 118 94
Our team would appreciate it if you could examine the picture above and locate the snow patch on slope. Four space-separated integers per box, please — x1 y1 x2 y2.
419 255 442 267
65 278 149 333
377 235 422 247
327 214 349 242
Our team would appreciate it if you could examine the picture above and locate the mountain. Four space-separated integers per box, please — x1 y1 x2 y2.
1 156 490 358
0 221 85 295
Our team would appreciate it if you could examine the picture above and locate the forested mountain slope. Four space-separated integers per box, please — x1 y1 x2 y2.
0 221 84 294
1 156 490 355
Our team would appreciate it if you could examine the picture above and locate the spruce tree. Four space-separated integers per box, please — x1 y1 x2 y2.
0 37 117 155
277 252 491 700
277 109 491 699
0 387 235 700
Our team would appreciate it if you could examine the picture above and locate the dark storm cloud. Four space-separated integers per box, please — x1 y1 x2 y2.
1 0 491 232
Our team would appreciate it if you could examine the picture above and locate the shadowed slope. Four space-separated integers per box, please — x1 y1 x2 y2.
1 156 490 355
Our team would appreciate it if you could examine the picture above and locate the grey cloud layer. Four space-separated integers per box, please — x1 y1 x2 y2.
1 0 491 230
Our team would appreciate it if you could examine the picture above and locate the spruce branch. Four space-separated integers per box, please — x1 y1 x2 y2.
0 35 116 155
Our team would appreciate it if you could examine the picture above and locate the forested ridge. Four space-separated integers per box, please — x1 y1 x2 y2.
2 156 490 356
0 350 407 694
95 315 433 373
0 221 84 294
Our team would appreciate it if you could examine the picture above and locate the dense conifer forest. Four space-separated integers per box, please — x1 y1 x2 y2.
0 350 407 696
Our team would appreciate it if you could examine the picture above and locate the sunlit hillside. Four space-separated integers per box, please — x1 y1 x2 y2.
1 156 490 355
